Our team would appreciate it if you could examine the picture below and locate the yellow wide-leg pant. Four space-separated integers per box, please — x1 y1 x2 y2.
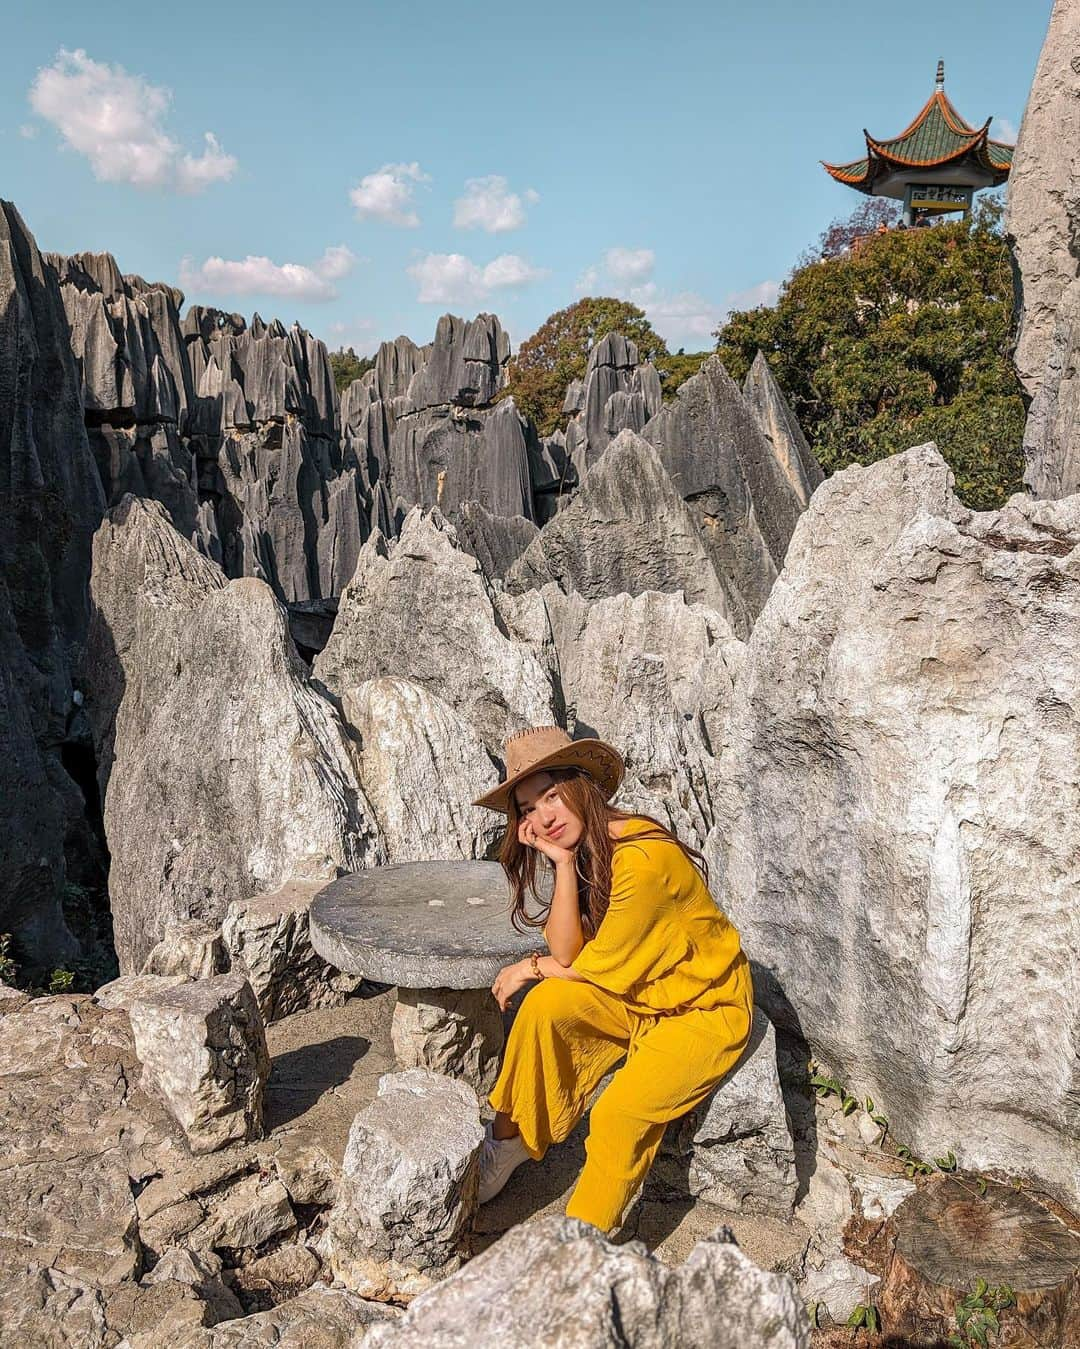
487 975 753 1231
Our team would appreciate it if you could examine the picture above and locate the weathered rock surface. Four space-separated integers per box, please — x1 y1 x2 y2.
0 202 107 968
326 1068 483 1299
391 987 506 1092
541 586 743 847
564 333 663 479
128 1285 400 1348
743 352 824 508
642 357 807 636
85 495 382 970
315 507 555 758
1006 0 1080 403
507 430 733 619
712 444 1080 1210
143 921 229 980
95 973 190 1012
365 1215 810 1348
221 880 361 1022
128 973 270 1153
652 1010 796 1217
339 314 535 539
0 994 171 1296
339 677 502 862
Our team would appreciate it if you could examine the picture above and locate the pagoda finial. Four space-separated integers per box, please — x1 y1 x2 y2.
936 59 945 90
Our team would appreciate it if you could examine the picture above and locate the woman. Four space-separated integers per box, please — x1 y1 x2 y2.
472 725 754 1233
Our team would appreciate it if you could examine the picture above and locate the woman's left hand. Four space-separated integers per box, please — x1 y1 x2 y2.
491 958 534 1011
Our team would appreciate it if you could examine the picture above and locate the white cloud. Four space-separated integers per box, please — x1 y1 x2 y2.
28 48 236 193
453 176 538 233
179 244 358 303
604 246 655 283
349 162 427 227
315 244 358 280
18 123 38 140
991 116 1018 143
575 244 655 294
407 251 546 304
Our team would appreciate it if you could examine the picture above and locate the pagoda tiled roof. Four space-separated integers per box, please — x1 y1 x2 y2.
823 85 1014 191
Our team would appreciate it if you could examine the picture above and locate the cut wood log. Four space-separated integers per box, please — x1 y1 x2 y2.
876 1175 1080 1347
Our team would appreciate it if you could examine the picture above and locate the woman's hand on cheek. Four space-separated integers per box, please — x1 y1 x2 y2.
491 959 534 1011
517 817 575 868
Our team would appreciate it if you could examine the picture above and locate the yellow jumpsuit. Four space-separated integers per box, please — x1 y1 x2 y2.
488 820 754 1232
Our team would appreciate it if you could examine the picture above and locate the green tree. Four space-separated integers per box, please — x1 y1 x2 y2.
503 298 671 436
715 196 1025 510
329 346 375 394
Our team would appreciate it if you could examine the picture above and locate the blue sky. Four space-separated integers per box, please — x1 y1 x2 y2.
1 0 1049 355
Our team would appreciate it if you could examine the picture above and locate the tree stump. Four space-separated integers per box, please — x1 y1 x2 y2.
876 1175 1080 1347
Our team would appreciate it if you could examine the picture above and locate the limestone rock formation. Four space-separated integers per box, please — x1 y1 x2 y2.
49 251 206 547
506 429 734 619
0 201 107 969
128 974 270 1154
339 677 502 862
315 507 556 758
540 586 743 846
84 495 382 971
743 352 824 508
326 1068 484 1299
712 444 1080 1210
339 314 536 544
1006 0 1080 403
142 921 229 980
184 310 364 601
365 1215 810 1348
220 880 362 1021
642 357 808 636
563 333 663 479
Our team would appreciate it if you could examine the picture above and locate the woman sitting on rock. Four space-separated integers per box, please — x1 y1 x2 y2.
475 726 753 1232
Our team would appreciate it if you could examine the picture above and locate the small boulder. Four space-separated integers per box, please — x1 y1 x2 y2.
221 880 360 1022
326 1068 484 1299
142 921 229 980
129 974 270 1154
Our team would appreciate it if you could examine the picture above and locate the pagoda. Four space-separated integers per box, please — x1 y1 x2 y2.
823 62 1014 225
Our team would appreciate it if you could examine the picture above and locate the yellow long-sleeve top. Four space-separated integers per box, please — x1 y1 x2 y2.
567 820 752 1016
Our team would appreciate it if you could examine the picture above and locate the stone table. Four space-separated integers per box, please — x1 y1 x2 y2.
309 862 538 1092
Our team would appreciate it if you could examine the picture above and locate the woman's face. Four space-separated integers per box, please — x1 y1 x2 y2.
513 771 584 850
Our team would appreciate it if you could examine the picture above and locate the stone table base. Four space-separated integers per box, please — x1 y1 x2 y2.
391 987 505 1093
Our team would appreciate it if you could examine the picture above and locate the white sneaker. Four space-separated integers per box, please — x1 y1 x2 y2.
478 1122 531 1203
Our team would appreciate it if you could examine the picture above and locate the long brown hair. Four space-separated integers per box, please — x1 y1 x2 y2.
500 767 709 938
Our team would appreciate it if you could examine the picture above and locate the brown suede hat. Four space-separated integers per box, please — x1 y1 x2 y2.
473 725 624 814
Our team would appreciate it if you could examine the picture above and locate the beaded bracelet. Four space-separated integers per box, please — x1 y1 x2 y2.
530 950 545 980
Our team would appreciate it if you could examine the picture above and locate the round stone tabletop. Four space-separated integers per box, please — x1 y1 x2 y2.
308 861 539 989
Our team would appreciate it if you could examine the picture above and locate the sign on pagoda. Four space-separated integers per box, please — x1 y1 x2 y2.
823 62 1014 226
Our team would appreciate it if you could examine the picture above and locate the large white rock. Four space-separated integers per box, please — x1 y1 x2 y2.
365 1214 810 1348
712 445 1080 1210
1006 0 1080 403
314 508 556 758
86 496 383 971
542 586 743 848
340 676 502 862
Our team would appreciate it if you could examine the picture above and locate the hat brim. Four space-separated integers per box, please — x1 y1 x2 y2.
473 738 625 813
